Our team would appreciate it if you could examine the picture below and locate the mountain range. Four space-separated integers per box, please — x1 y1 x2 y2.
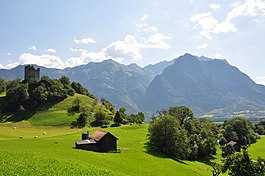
1 53 265 119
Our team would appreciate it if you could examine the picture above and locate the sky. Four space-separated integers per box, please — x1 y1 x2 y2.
0 0 265 84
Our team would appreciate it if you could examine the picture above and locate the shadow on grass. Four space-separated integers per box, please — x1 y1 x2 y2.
143 141 187 165
1 101 61 122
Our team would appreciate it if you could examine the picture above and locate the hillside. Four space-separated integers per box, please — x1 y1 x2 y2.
1 93 111 126
141 53 265 117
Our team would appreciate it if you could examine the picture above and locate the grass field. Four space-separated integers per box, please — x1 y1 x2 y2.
1 93 264 175
0 123 225 176
0 91 6 97
1 93 112 126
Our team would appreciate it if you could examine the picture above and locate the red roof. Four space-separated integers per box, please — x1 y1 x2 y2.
91 130 108 141
227 140 237 146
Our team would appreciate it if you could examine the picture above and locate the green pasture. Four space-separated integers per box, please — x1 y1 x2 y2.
1 93 111 126
0 123 222 176
0 91 6 97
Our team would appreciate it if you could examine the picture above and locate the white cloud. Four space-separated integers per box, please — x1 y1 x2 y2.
0 64 4 69
214 53 225 59
46 48 56 53
28 45 37 51
65 51 107 68
74 37 97 44
209 3 221 10
5 52 12 56
19 53 65 69
103 35 142 61
136 14 159 33
191 0 265 41
226 0 265 21
197 42 208 49
143 26 158 32
140 14 148 21
231 2 242 7
6 62 20 69
70 48 87 52
255 76 265 85
143 33 171 49
191 11 237 39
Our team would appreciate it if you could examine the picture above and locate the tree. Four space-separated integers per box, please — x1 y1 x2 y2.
149 106 217 161
76 113 87 127
5 83 29 111
163 106 194 126
114 111 122 125
92 111 109 126
222 150 265 176
222 116 257 146
101 98 115 112
148 115 189 159
59 76 70 86
119 107 127 120
0 78 6 94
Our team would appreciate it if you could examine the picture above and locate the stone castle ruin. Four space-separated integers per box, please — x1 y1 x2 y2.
24 65 40 81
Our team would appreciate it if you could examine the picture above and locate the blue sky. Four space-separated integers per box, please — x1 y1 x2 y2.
1 0 265 84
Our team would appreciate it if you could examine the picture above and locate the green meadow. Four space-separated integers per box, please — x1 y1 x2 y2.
1 93 264 176
0 122 228 176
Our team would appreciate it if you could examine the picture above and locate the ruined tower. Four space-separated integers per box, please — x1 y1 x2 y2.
24 65 40 81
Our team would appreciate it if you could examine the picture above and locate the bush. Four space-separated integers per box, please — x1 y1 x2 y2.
76 113 87 127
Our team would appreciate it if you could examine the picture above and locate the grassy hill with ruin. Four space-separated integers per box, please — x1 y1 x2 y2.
1 93 112 126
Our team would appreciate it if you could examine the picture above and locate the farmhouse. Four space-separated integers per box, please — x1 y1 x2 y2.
75 130 118 152
227 140 240 152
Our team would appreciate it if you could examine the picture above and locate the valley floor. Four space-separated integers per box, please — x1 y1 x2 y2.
2 122 263 176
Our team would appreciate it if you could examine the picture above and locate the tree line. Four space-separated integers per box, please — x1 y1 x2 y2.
2 76 94 112
148 106 265 175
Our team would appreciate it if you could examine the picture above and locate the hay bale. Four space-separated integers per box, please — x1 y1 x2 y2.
13 127 16 130
34 136 38 139
43 132 46 135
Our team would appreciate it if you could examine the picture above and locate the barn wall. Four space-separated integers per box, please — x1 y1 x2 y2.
97 134 117 152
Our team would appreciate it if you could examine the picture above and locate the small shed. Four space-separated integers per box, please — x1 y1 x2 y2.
227 140 240 152
75 130 118 152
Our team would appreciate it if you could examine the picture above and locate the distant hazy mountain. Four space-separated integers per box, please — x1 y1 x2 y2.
141 53 265 116
144 59 175 75
1 54 265 118
73 60 154 113
0 60 154 113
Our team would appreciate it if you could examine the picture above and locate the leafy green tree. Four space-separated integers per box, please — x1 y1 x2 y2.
148 115 190 159
0 78 6 94
149 106 217 160
136 112 145 123
219 136 227 146
255 124 265 135
114 111 122 125
59 76 70 86
119 106 127 119
92 111 109 126
222 150 265 176
222 116 257 146
76 113 87 127
101 98 115 113
5 83 29 111
71 82 93 98
126 112 145 124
